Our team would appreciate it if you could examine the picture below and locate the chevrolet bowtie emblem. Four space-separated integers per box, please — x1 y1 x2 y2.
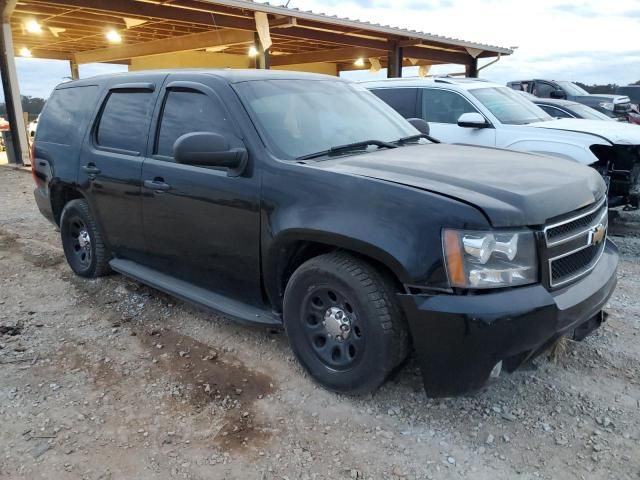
590 224 606 246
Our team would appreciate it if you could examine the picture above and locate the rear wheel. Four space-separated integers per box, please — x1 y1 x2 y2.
283 251 409 395
60 199 110 278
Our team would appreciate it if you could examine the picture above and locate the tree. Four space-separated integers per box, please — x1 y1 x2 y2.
575 82 618 94
0 95 46 120
575 80 640 94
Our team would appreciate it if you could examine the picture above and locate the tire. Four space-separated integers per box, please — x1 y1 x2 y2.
283 251 409 395
60 199 110 278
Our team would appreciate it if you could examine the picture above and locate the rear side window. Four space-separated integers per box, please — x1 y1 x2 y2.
422 89 477 124
538 105 572 118
37 86 99 145
155 89 231 158
96 91 154 153
370 88 419 118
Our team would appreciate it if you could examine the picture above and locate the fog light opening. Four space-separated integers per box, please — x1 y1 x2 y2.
490 360 503 379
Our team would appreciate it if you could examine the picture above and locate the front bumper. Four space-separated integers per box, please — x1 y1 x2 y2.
614 104 632 118
399 240 618 397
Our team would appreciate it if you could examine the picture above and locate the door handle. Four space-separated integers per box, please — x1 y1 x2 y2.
82 164 101 175
143 179 171 191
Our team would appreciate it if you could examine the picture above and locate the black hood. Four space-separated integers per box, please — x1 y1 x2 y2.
317 144 606 227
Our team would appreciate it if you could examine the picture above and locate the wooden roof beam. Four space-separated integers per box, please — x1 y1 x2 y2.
269 46 386 66
275 27 389 50
338 58 437 72
40 1 394 51
12 14 203 36
43 0 256 30
44 0 391 47
73 28 253 64
15 47 71 60
403 46 471 65
270 16 297 29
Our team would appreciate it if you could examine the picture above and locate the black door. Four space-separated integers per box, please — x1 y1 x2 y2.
140 75 263 307
78 74 165 262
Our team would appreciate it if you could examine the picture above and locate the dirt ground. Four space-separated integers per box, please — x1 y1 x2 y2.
1 166 639 480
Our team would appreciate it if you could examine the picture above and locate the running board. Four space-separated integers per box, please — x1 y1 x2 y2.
109 258 281 327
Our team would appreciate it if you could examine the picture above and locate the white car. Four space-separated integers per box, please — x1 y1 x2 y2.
28 116 39 138
364 77 640 208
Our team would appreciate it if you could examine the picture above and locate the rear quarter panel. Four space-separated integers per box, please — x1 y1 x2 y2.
33 82 103 219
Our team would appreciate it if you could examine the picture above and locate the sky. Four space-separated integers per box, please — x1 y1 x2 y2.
2 0 640 100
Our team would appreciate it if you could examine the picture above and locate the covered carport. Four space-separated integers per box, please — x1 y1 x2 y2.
0 0 512 165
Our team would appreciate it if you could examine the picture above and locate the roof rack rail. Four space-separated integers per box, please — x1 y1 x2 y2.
433 77 455 84
433 77 491 84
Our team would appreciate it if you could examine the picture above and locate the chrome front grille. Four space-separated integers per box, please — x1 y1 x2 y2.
545 206 605 244
544 198 608 288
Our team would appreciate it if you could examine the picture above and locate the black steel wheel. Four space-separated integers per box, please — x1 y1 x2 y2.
283 251 409 395
64 215 92 270
60 199 110 278
302 286 365 371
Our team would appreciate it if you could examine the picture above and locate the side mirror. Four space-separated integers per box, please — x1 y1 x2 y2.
174 132 247 177
457 112 489 128
550 89 566 99
407 117 430 135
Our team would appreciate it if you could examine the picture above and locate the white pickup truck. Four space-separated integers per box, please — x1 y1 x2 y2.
364 77 640 208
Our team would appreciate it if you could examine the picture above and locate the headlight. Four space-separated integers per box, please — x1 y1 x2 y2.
443 229 538 289
599 102 614 111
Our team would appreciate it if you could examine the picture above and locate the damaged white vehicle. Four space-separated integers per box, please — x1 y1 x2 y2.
365 78 640 208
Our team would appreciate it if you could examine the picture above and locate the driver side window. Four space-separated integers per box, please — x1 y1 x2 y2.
422 88 477 124
155 88 230 159
533 82 556 98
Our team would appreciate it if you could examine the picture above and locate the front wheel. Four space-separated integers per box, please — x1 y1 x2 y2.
283 251 409 395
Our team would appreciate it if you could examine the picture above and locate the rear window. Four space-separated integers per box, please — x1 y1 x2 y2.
37 86 99 145
370 88 419 118
96 90 154 153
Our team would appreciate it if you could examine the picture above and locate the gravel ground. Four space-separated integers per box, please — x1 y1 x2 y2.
1 165 639 480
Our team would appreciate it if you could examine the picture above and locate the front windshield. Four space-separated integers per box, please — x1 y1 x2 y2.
556 81 589 96
470 87 553 125
234 80 418 159
569 103 615 121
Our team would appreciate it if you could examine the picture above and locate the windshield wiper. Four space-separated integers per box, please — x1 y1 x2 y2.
297 139 397 161
394 133 440 145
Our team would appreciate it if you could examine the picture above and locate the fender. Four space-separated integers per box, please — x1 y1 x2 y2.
259 164 491 309
506 139 600 165
264 227 411 304
533 118 640 146
498 125 609 166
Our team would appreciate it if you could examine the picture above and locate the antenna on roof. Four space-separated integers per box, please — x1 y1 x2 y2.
285 0 292 6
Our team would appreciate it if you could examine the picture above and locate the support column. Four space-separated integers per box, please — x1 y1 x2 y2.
0 21 28 165
465 57 478 78
387 43 403 78
254 32 270 69
70 59 79 80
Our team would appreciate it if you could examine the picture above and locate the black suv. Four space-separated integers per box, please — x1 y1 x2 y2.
33 70 618 397
508 79 632 120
